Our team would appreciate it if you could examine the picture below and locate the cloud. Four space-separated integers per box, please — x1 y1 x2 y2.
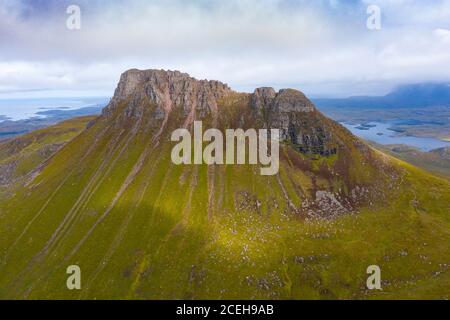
1 0 450 98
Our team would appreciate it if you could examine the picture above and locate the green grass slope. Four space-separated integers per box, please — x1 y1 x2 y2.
0 116 96 198
0 97 449 300
369 143 450 181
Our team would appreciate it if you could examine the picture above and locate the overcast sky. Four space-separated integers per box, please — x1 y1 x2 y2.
1 0 450 98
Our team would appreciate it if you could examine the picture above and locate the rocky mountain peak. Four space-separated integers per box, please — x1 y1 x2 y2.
107 69 233 120
251 87 277 109
107 69 318 123
250 87 333 156
274 89 316 113
251 87 316 113
101 69 337 157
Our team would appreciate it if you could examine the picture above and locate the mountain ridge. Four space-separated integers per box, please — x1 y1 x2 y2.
102 69 354 157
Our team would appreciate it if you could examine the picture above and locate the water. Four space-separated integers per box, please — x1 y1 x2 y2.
0 97 108 121
342 122 450 152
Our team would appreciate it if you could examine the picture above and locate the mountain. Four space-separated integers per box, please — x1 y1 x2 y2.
314 83 450 109
0 69 449 299
430 146 450 160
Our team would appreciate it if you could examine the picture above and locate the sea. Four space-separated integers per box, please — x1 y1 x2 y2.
0 97 109 122
342 121 450 152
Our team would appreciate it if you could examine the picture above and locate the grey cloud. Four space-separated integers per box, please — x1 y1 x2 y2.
1 0 450 98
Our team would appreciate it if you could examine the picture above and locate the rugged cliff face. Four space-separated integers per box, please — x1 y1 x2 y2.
103 69 343 157
104 69 232 122
251 87 337 155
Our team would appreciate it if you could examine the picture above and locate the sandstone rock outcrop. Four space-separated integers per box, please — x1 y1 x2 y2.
251 87 336 156
103 69 339 156
104 69 232 121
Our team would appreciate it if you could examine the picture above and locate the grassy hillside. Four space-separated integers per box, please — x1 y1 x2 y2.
0 92 449 300
369 143 450 181
0 116 96 197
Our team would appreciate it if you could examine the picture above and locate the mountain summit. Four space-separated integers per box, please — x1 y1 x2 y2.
103 69 341 156
105 69 232 120
1 69 449 300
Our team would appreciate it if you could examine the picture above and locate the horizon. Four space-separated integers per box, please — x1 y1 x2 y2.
0 83 449 101
1 70 449 101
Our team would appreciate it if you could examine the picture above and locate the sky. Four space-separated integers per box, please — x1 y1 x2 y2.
1 0 450 99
